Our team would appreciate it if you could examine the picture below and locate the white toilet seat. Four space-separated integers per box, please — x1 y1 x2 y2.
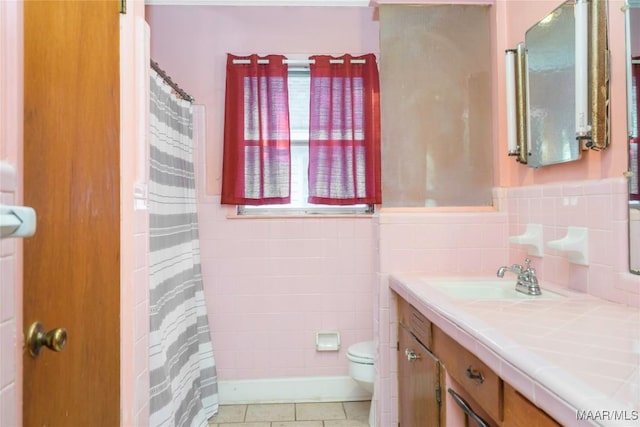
347 341 375 364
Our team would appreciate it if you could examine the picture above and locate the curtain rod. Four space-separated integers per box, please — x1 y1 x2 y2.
150 60 195 103
232 58 367 65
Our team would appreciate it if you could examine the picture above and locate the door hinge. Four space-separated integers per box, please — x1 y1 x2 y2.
397 341 400 351
435 386 442 405
119 0 127 14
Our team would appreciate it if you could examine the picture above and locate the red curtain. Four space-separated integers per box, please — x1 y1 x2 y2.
307 54 381 205
221 54 291 205
632 59 639 201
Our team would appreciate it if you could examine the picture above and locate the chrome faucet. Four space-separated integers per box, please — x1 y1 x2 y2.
496 258 541 296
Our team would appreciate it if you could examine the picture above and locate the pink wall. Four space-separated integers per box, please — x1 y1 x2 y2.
497 0 639 302
374 1 639 424
505 178 639 306
375 202 510 425
0 2 23 426
146 6 380 381
502 0 628 186
376 178 640 425
146 5 379 197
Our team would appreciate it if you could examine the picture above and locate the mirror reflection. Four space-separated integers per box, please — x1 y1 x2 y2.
525 1 580 168
627 1 640 274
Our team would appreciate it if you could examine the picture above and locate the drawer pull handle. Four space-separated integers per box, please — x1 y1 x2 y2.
405 348 421 362
448 388 490 427
466 366 485 384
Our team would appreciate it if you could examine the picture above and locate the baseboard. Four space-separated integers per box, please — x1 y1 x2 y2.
218 376 372 405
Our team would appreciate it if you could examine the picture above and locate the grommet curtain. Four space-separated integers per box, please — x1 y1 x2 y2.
307 54 381 205
221 54 291 205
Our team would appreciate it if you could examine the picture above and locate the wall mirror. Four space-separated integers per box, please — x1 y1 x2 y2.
525 1 580 168
507 0 610 168
626 0 640 274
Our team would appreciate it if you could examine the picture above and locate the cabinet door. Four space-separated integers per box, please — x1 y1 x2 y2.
398 325 441 427
503 383 561 427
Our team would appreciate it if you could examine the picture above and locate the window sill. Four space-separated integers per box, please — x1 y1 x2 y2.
222 204 500 219
224 204 377 219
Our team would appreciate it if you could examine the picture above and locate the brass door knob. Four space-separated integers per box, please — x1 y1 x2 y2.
26 321 67 357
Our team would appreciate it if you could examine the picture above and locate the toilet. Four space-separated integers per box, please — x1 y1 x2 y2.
346 340 376 426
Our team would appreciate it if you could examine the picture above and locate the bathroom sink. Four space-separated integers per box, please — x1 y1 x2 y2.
424 278 565 300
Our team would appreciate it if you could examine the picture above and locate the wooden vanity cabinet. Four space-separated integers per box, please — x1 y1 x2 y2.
433 325 503 424
396 295 560 427
397 299 443 427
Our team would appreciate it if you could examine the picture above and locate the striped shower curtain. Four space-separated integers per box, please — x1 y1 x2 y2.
148 68 219 427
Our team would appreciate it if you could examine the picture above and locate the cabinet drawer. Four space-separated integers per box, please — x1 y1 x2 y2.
433 326 502 423
397 297 432 349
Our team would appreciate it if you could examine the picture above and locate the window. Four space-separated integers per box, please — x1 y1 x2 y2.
238 68 374 216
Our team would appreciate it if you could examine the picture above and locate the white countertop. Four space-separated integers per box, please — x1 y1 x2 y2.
389 273 640 427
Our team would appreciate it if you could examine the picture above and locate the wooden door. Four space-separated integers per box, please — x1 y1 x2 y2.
398 325 441 427
23 1 121 425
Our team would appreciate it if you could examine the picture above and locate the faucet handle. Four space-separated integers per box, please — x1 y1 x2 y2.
522 259 539 285
511 263 524 273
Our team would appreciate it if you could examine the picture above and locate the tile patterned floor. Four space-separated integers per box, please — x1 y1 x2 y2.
208 401 370 427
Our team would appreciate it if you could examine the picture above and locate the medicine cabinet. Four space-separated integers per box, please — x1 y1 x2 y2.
506 0 610 168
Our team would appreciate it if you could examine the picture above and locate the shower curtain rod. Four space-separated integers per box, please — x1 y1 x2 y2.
232 58 367 66
150 59 195 103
